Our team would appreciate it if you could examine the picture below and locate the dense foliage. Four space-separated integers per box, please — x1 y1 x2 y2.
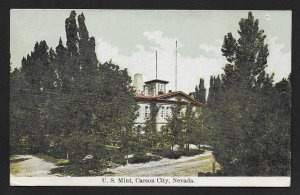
207 12 291 176
194 78 206 104
10 11 137 170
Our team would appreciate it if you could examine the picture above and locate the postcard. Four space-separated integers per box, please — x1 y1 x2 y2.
10 9 291 187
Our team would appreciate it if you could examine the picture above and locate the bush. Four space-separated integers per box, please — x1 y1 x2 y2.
180 149 205 157
154 149 205 159
154 150 181 159
198 172 213 176
113 156 127 166
198 170 223 176
128 154 161 164
51 159 110 176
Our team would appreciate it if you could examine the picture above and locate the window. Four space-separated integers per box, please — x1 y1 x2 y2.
145 106 149 118
161 106 165 117
137 125 142 135
166 107 169 117
136 106 140 117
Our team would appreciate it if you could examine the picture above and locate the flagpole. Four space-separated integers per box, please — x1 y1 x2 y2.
155 51 157 79
175 41 177 91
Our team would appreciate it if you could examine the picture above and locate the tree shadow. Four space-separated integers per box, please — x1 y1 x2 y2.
10 158 30 163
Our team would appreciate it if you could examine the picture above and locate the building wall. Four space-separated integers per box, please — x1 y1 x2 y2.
143 83 167 96
134 102 151 124
134 101 183 131
155 83 166 94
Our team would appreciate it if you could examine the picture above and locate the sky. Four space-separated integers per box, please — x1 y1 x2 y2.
10 9 291 94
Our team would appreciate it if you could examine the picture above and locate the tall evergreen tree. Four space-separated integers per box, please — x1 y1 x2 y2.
207 76 215 106
78 13 98 76
65 11 79 58
10 11 138 170
213 12 290 175
207 76 222 108
195 78 206 104
142 103 161 151
14 40 58 153
182 104 198 150
164 104 184 150
10 68 31 153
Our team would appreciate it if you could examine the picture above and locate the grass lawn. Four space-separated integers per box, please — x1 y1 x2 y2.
10 163 21 175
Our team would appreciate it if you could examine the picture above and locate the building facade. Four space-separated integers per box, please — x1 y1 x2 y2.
133 73 200 133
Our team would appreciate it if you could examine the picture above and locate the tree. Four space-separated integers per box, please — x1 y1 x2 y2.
269 76 291 175
54 38 71 92
10 68 31 153
77 13 98 77
163 104 184 150
191 106 217 150
195 78 206 104
207 76 222 107
21 40 57 92
13 40 57 154
142 102 161 151
10 11 138 172
212 12 290 175
50 12 138 163
182 104 198 150
65 11 79 59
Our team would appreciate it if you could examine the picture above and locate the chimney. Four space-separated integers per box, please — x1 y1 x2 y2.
133 73 143 94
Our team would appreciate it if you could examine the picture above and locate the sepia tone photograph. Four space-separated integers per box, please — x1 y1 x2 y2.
9 9 291 186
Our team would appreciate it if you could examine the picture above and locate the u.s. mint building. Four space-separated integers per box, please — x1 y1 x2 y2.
133 73 200 133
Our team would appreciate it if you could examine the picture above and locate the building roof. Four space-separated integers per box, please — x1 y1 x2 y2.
135 91 201 106
144 79 169 84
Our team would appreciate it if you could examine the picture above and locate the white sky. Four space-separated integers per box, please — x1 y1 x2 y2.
11 10 291 94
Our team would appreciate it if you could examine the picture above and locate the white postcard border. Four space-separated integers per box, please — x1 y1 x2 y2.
10 176 291 187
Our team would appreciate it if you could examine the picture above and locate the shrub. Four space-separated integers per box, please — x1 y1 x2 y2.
51 159 110 176
180 149 205 157
128 154 161 164
156 150 181 159
155 149 205 159
198 170 223 176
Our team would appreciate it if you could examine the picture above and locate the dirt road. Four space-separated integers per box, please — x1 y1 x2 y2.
105 150 216 176
10 151 217 177
10 155 59 177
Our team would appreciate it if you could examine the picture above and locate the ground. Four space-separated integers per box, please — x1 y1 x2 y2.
10 155 60 177
105 150 220 176
10 151 220 177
